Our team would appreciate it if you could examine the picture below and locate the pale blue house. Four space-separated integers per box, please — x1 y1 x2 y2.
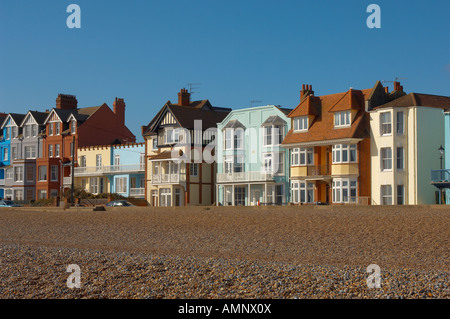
107 143 145 198
216 105 292 206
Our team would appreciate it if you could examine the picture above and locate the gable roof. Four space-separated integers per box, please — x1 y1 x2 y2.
20 111 49 126
282 88 373 146
1 113 26 129
374 92 450 110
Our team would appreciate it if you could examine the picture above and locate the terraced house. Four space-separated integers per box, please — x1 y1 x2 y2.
35 94 136 200
7 111 48 201
74 142 145 198
0 113 26 200
142 89 231 206
216 105 292 206
371 87 450 205
281 82 391 205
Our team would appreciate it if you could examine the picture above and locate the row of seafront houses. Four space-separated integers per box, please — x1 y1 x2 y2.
1 81 450 206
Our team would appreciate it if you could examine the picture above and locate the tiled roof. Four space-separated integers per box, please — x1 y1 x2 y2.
374 93 450 110
282 88 372 146
148 150 175 161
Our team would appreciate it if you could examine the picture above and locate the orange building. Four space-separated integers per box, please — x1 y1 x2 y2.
282 81 389 205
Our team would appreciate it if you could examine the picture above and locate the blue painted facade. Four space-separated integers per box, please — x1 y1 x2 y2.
0 116 12 199
107 143 145 198
216 105 292 206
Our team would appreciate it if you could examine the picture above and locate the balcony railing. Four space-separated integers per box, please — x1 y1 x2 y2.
217 171 275 183
307 165 330 176
74 164 145 176
431 169 450 183
0 178 4 186
63 177 72 185
152 173 186 184
130 188 145 198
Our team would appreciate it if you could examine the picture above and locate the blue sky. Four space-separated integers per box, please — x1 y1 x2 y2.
0 0 449 142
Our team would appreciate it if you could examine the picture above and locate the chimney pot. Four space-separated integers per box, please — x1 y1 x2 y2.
178 88 191 106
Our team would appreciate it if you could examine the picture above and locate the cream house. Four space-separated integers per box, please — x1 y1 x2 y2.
370 89 450 205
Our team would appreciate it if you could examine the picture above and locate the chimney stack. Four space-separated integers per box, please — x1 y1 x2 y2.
178 88 191 106
113 97 126 126
300 84 314 101
56 94 78 110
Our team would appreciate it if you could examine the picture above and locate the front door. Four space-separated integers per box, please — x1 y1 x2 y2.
251 189 261 206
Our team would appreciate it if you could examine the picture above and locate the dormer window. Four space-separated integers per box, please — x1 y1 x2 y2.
48 123 53 136
334 111 351 128
55 123 60 135
71 121 76 134
11 126 17 139
293 117 308 132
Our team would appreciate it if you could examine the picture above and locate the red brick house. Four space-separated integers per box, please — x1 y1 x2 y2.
35 94 136 199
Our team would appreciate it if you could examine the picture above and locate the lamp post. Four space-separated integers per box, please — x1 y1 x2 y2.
438 145 445 204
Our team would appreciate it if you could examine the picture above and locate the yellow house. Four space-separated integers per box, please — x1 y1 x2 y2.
74 145 111 194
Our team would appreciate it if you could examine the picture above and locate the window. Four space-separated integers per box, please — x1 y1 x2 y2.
381 185 392 205
114 155 120 170
333 178 357 203
79 155 86 167
396 147 404 170
116 177 127 193
397 185 405 205
165 128 180 144
55 123 60 135
38 190 47 199
263 125 283 146
50 190 58 198
5 127 10 140
6 169 13 179
224 129 233 150
190 163 199 177
152 138 158 150
224 155 243 174
11 147 17 160
70 143 74 157
71 121 76 134
96 154 102 169
25 146 36 159
234 128 244 149
24 125 30 138
334 111 351 127
14 190 23 201
50 165 58 182
262 153 284 175
293 117 308 132
81 179 87 191
396 112 404 135
380 148 392 171
332 144 357 163
224 186 233 206
55 144 60 157
90 177 98 194
12 126 17 139
234 186 246 206
38 166 47 181
291 181 314 204
48 145 53 158
26 189 34 200
48 123 53 136
3 148 8 161
26 166 34 182
5 189 13 199
292 148 314 166
32 124 38 137
160 188 171 206
14 167 23 182
380 112 392 135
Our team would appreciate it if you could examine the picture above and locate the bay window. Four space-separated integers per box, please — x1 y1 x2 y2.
332 144 357 163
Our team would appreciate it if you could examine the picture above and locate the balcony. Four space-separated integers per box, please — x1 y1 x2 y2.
74 164 145 176
307 165 330 176
130 188 145 198
431 169 450 187
0 178 4 186
151 173 186 185
217 171 275 183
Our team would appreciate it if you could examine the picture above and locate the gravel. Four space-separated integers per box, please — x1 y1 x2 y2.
0 205 448 299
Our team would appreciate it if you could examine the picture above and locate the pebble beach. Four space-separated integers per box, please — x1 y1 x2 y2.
0 205 448 299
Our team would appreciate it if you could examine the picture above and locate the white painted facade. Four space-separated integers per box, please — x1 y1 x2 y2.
370 106 445 205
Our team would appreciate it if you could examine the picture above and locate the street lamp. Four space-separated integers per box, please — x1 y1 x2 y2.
438 145 444 170
438 145 445 205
